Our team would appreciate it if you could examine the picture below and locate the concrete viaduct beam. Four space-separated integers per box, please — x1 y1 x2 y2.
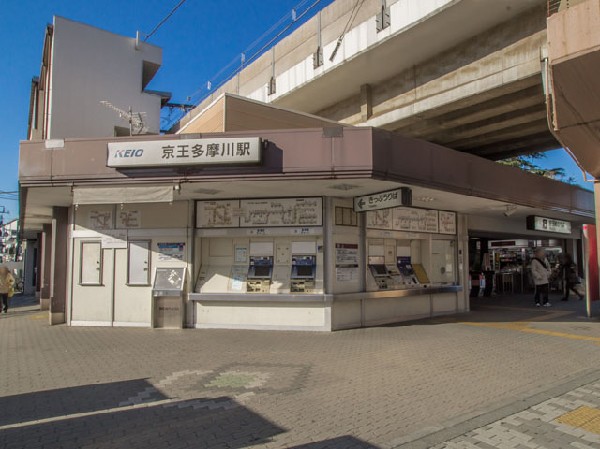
315 5 559 157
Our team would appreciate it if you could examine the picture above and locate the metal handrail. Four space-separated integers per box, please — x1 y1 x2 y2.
548 0 562 16
548 0 587 17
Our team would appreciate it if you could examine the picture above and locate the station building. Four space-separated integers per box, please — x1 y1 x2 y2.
19 94 594 330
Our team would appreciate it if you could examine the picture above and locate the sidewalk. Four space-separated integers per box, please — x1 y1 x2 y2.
0 293 599 448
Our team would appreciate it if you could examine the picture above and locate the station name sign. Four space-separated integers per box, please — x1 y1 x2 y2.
107 137 262 168
526 215 572 235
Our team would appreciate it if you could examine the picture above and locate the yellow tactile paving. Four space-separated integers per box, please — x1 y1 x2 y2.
556 406 600 435
461 321 600 344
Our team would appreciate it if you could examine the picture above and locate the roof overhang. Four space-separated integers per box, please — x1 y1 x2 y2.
19 127 594 233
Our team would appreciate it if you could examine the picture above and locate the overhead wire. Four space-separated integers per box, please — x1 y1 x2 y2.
183 0 324 106
143 0 189 42
329 0 365 61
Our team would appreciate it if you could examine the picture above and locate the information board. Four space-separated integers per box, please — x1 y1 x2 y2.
438 211 457 235
89 210 113 230
393 208 439 233
197 198 322 228
196 200 240 228
366 209 393 230
117 210 141 228
367 207 442 234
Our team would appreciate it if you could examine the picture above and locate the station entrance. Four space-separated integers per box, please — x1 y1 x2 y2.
468 233 582 300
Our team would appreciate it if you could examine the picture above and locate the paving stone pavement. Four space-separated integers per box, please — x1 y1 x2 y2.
0 293 599 448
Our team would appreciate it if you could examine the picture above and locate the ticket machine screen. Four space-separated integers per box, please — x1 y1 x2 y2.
247 256 273 293
291 255 317 293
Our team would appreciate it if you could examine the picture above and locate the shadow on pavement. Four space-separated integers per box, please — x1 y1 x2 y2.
0 379 168 427
290 436 380 448
1 387 285 448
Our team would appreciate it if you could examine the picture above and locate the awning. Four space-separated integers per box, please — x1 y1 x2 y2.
73 186 174 205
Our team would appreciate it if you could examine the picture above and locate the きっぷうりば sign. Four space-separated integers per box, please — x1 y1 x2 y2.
107 137 262 168
353 188 411 212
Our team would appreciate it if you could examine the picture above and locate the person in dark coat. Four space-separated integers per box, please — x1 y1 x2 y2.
560 253 583 301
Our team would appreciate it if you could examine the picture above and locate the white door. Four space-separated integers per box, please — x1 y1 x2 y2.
113 243 152 326
71 239 114 324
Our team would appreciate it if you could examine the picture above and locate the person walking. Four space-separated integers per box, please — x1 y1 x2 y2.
0 266 15 313
559 253 583 301
531 248 552 307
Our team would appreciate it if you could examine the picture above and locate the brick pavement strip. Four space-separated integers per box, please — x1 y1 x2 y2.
1 295 600 448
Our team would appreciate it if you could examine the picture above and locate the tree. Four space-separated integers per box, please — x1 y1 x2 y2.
498 152 575 184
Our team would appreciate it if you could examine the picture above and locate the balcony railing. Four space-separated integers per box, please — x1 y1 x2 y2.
548 0 587 17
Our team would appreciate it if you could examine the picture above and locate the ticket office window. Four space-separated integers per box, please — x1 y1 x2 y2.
80 241 102 285
128 240 151 286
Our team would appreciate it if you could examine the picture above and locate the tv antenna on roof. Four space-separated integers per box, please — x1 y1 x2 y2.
100 101 147 136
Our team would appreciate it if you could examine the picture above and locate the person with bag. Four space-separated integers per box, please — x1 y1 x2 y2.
0 266 15 313
560 253 583 301
531 248 552 307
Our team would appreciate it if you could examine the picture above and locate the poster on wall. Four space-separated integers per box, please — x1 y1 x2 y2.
240 198 322 227
335 243 359 265
89 210 113 230
336 267 360 282
157 242 186 261
392 208 439 233
439 211 457 235
117 210 141 228
335 243 359 282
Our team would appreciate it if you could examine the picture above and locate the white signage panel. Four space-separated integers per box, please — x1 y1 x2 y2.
439 211 457 235
393 208 439 233
197 198 323 228
527 216 572 235
354 189 405 212
196 200 240 228
240 198 322 227
366 209 393 230
107 137 261 168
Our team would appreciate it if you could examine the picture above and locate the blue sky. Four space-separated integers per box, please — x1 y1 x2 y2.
0 0 591 219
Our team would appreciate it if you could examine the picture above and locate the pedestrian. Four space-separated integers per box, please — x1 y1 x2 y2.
559 253 583 301
531 248 552 307
0 266 15 313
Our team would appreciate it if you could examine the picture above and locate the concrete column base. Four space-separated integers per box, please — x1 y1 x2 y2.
40 297 50 311
49 312 65 325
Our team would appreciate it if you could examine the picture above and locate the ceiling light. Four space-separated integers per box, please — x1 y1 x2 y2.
416 196 435 202
194 188 221 195
329 183 359 191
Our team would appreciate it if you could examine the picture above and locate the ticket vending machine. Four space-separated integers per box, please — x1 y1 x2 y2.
397 256 419 286
247 256 274 293
290 255 317 293
367 256 394 290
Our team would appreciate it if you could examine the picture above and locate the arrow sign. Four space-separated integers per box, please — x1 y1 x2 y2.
353 188 411 212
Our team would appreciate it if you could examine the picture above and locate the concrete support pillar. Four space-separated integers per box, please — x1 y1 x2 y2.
35 232 42 298
23 239 37 295
49 207 68 325
40 224 52 311
360 84 373 122
457 213 470 312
